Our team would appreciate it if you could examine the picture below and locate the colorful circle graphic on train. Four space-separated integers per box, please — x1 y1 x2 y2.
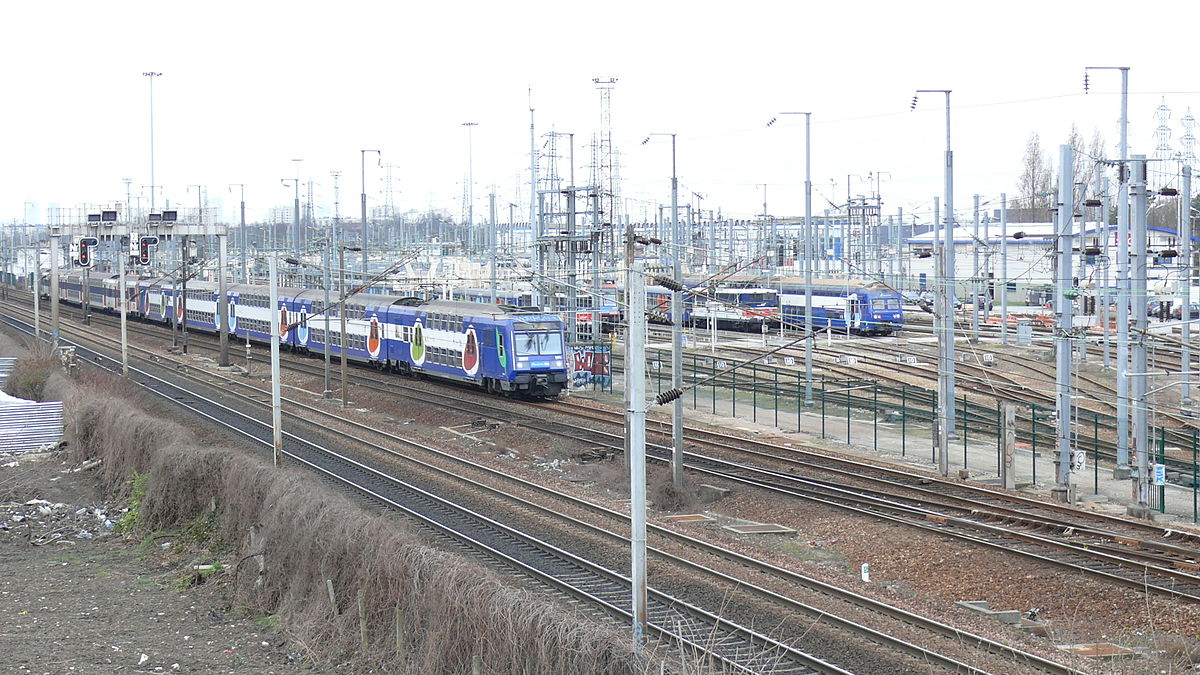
410 320 425 365
279 305 289 341
296 309 309 345
462 327 479 375
367 316 381 359
227 300 237 332
176 296 184 322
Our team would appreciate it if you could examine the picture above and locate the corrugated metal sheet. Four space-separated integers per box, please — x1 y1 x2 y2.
0 358 13 388
0 358 65 454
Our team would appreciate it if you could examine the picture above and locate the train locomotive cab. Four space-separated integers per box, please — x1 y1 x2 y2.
508 315 568 397
385 300 568 398
855 283 903 335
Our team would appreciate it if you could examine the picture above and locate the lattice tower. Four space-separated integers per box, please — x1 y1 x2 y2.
1154 97 1174 163
591 77 618 227
1180 107 1197 166
539 131 563 219
330 171 342 236
460 175 469 227
382 163 396 220
305 180 316 232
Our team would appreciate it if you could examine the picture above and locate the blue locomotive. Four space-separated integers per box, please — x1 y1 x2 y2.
57 272 569 398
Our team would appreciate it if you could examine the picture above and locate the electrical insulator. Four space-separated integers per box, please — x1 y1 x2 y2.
655 388 683 406
652 275 684 292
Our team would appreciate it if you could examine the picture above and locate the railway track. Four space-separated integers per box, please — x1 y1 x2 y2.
14 296 1200 606
1 307 1088 673
670 326 1200 476
540 398 1200 601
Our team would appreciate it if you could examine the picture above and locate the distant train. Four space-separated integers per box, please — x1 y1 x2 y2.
778 278 903 335
54 272 570 397
645 284 780 331
394 282 623 335
663 275 903 335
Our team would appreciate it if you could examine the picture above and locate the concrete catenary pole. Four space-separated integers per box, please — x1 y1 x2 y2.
1000 193 1009 345
1053 144 1075 502
32 245 40 342
118 234 129 376
804 115 814 406
939 93 957 443
489 192 498 307
669 136 684 491
269 256 282 467
50 230 59 347
323 239 332 399
971 194 981 344
1130 156 1152 516
623 224 635 471
340 244 350 409
218 232 229 367
1181 165 1193 404
626 259 648 647
1100 177 1112 368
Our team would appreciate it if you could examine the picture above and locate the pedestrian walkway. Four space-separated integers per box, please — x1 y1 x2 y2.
570 344 1200 529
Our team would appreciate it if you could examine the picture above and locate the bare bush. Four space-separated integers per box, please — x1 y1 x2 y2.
53 371 186 497
1159 634 1200 667
56 373 680 673
3 345 61 401
648 467 703 513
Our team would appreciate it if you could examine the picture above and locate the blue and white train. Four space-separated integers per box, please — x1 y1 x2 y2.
391 282 623 335
56 272 570 397
644 284 780 330
778 278 903 335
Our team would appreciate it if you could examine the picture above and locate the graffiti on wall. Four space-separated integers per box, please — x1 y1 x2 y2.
571 344 612 389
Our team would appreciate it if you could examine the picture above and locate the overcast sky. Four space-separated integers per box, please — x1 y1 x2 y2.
4 1 1198 229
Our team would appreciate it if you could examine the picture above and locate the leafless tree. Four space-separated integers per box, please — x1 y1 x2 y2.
1016 132 1054 219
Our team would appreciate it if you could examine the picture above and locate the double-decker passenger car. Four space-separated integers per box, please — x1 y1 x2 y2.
57 273 569 398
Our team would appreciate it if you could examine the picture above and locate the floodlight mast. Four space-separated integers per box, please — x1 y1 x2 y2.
361 149 381 275
913 89 955 476
768 111 815 407
143 72 162 214
642 132 684 490
1085 65 1132 479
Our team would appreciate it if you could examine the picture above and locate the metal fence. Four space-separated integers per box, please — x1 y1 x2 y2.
603 351 1199 522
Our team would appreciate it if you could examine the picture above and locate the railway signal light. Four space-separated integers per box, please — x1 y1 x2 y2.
77 236 98 268
138 236 159 265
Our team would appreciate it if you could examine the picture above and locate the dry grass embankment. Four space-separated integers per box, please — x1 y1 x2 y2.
40 365 686 674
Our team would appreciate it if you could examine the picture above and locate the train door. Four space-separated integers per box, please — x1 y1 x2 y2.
847 293 862 330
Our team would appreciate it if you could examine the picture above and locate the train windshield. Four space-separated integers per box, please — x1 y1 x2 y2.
872 297 901 310
514 331 563 356
718 292 774 305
